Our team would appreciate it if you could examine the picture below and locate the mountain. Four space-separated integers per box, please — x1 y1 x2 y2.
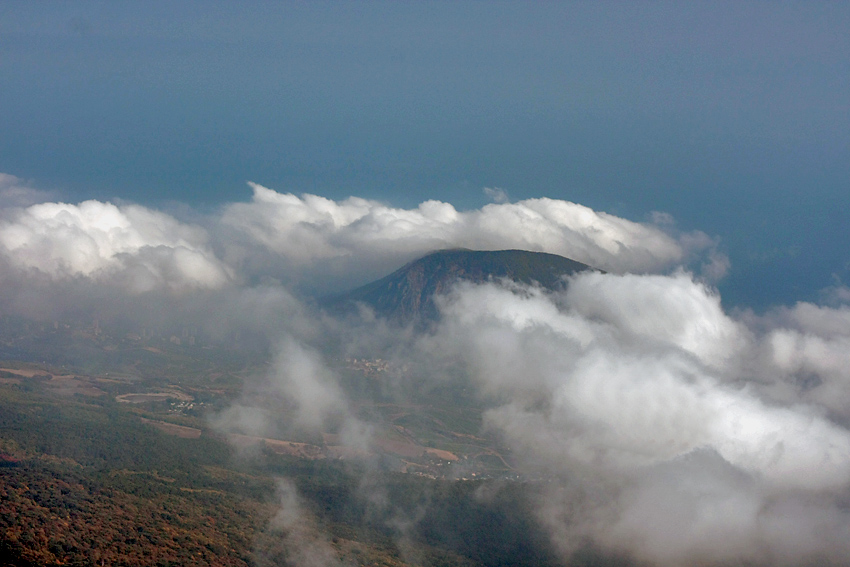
325 248 595 323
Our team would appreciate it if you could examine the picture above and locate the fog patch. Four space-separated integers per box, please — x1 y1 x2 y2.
253 478 350 567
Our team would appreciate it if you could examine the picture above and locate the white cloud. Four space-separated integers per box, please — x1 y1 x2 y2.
0 178 721 299
600 450 850 567
0 199 231 292
430 272 850 564
565 271 745 367
699 249 731 282
755 302 850 417
221 183 697 275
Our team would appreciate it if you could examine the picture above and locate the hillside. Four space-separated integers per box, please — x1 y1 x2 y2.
326 248 594 322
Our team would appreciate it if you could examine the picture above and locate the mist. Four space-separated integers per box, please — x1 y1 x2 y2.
2 175 850 566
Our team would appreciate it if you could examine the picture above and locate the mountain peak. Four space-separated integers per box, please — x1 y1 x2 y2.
326 249 595 323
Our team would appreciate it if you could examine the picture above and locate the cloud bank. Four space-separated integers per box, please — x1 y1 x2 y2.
221 183 702 282
4 174 850 566
0 198 231 293
0 177 718 312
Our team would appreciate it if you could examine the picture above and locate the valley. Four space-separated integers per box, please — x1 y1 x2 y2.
0 311 563 567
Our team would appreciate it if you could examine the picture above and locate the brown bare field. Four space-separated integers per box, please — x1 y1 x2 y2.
0 367 50 378
325 445 372 460
329 430 461 460
374 424 458 459
116 391 193 403
373 438 423 458
226 433 328 459
140 418 202 439
263 439 324 459
225 433 264 448
45 377 106 397
0 368 105 396
424 448 458 461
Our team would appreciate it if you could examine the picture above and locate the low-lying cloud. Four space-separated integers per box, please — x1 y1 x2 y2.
4 173 850 566
214 267 850 566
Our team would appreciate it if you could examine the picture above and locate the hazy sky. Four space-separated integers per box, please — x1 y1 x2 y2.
2 1 849 308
